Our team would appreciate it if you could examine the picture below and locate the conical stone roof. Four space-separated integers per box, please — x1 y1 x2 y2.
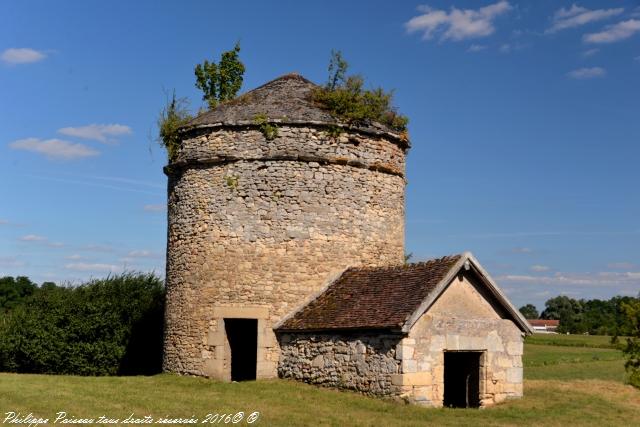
185 73 402 138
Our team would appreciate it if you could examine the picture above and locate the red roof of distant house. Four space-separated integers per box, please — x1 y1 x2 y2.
527 319 560 327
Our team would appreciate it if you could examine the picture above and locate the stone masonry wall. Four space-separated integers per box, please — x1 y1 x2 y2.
391 274 524 407
277 332 402 396
163 125 406 379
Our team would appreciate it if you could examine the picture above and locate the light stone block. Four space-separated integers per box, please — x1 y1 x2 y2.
506 367 523 383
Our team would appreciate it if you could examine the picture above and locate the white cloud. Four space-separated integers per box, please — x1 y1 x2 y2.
65 263 122 272
511 247 533 254
19 234 46 242
608 262 636 270
546 4 623 34
467 44 487 52
405 1 512 42
567 66 606 79
84 244 114 252
65 254 86 260
143 204 165 212
1 48 46 64
127 250 160 258
584 19 640 44
498 271 640 287
57 124 132 143
530 265 550 272
0 256 25 268
9 138 99 160
582 48 599 57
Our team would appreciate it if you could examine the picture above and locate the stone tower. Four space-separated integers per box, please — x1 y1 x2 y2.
163 74 409 380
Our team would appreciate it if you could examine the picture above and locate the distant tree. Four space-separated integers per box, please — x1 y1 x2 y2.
621 299 640 388
195 42 245 109
0 273 164 376
0 276 37 313
541 296 585 333
519 304 539 319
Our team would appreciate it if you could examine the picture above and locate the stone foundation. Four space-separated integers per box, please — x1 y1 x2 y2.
277 332 402 396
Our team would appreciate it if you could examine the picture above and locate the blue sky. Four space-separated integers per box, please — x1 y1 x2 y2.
1 0 638 311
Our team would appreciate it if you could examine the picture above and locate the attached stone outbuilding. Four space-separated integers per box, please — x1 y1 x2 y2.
276 252 533 407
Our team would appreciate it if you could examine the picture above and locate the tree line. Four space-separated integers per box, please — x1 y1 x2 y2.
0 273 164 376
519 295 639 336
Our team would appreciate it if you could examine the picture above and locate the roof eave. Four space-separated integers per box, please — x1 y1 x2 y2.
400 252 534 335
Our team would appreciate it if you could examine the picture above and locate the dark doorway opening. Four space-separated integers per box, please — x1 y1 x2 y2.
224 318 258 381
443 351 481 408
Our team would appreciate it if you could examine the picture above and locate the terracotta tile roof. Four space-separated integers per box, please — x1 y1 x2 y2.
185 73 401 137
528 319 560 327
276 255 462 331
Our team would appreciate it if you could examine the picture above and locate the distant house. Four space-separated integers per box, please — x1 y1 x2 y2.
527 319 559 333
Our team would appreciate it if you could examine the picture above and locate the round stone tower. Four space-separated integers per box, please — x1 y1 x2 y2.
163 74 408 380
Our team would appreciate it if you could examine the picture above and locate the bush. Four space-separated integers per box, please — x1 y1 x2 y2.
0 273 165 376
312 50 408 133
622 299 640 388
158 92 193 163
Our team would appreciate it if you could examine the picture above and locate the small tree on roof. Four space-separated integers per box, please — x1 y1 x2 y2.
195 42 245 110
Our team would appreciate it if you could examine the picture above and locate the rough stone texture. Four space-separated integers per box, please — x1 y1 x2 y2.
277 271 525 407
186 73 406 139
395 272 524 407
277 332 402 396
163 124 406 378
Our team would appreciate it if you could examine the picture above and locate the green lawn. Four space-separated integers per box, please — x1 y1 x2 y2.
525 333 625 349
0 335 637 426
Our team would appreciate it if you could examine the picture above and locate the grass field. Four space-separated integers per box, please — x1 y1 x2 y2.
0 334 637 426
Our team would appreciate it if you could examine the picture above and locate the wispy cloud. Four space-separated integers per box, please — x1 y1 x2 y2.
64 262 122 273
405 1 511 42
467 44 487 52
143 204 165 212
584 19 640 44
19 234 47 242
582 48 599 57
546 4 623 34
498 271 640 287
126 250 161 258
511 247 534 254
1 48 46 64
65 254 87 260
22 174 163 196
58 124 132 144
9 138 99 160
18 234 64 248
530 265 550 272
0 219 8 225
608 262 636 270
498 42 528 53
567 66 606 79
0 256 25 268
84 244 114 253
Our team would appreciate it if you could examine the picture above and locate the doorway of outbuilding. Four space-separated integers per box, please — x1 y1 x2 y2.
443 351 482 408
224 318 258 381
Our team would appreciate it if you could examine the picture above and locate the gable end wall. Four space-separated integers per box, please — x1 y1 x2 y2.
394 272 524 406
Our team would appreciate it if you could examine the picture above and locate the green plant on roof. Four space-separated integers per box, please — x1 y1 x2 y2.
195 42 246 110
157 91 193 162
313 50 408 134
254 113 279 141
